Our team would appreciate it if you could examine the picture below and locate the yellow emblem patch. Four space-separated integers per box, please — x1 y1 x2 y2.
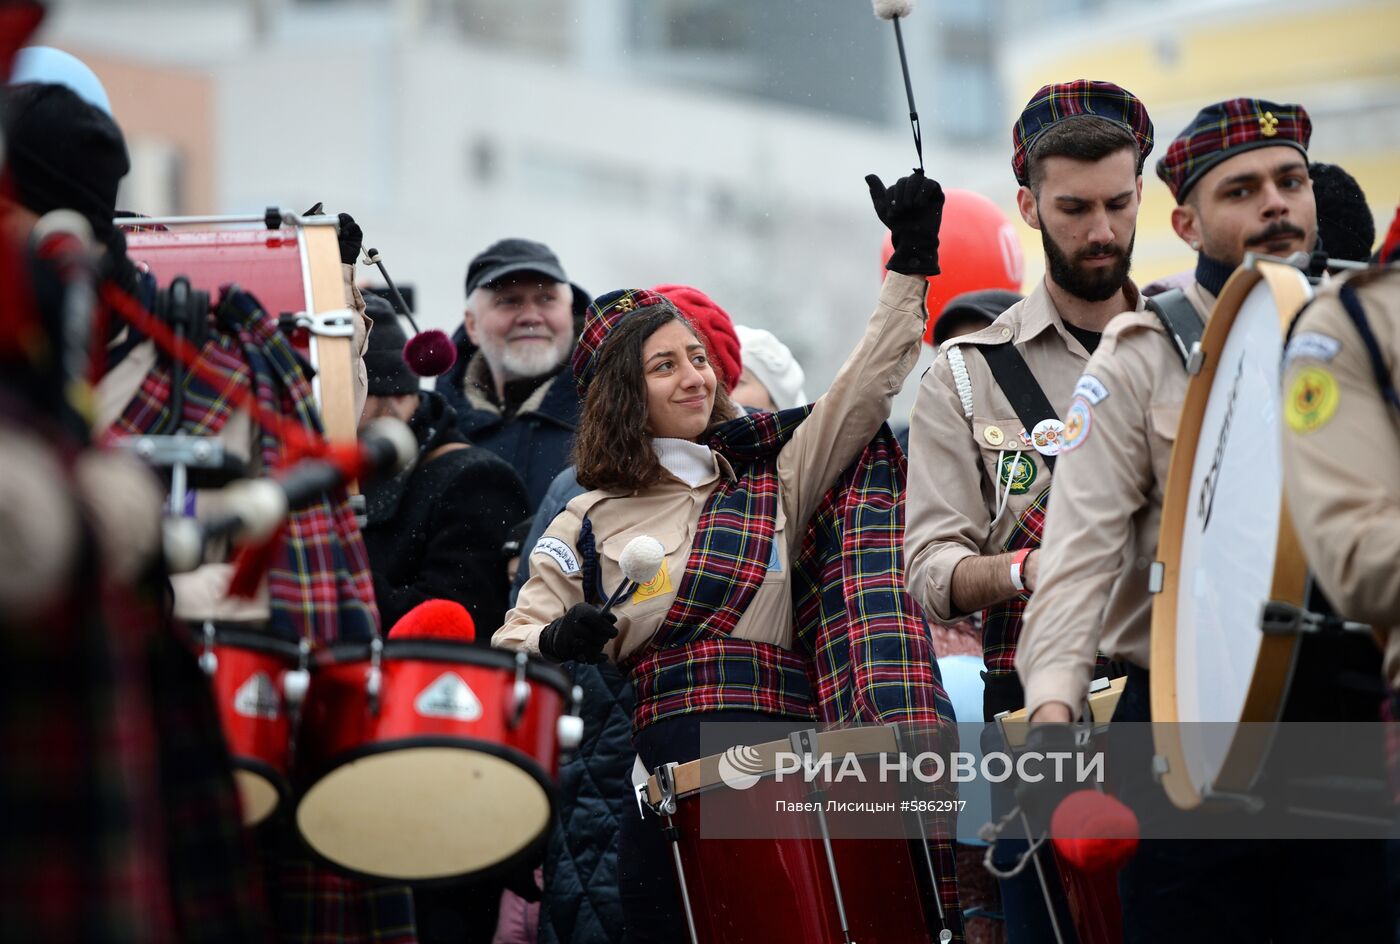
1259 111 1279 137
631 559 672 603
1285 367 1339 433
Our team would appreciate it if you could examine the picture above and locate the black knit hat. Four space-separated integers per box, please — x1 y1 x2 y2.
364 295 419 396
2 83 130 240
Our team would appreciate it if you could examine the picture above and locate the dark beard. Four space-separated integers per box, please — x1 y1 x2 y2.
1042 228 1135 303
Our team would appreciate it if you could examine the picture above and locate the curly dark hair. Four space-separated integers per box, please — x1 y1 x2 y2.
573 307 735 492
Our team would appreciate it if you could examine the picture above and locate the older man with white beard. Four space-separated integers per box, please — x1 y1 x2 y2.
438 238 589 509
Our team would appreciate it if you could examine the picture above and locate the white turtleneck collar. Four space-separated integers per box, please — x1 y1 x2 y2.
652 437 717 488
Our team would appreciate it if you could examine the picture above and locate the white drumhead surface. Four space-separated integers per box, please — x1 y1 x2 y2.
297 747 550 881
1174 279 1291 786
235 768 282 826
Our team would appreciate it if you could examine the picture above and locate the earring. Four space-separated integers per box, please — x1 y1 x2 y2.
1190 239 1201 251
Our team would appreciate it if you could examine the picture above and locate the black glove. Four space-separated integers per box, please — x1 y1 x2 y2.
1011 722 1081 835
336 212 363 266
866 171 945 277
538 603 617 664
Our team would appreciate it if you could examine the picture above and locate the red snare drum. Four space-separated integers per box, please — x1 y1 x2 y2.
294 640 577 883
645 726 953 944
198 626 300 826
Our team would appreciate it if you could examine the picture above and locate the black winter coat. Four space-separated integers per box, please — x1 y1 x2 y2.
437 326 581 511
361 391 529 635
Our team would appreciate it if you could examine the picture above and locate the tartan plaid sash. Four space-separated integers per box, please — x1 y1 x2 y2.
981 484 1049 677
106 289 378 645
622 408 815 730
622 408 955 733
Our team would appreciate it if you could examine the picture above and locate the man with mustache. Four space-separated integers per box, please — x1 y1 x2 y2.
904 79 1153 941
1017 99 1391 940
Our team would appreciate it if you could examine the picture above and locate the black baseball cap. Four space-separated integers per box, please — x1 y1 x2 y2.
464 238 569 299
933 289 1023 346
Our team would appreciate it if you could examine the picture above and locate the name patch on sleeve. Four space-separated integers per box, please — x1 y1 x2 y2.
531 537 581 575
1073 374 1110 405
1283 332 1341 370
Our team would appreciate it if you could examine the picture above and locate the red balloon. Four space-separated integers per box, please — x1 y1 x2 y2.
879 189 1025 345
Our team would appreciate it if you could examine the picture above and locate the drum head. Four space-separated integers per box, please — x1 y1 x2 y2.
234 765 285 826
1152 261 1313 809
295 742 552 883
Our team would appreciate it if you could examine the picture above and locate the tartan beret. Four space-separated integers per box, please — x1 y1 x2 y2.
572 288 680 396
1012 80 1153 186
1156 98 1311 203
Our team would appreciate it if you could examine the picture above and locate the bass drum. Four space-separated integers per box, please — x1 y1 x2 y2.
1150 259 1384 813
121 212 359 445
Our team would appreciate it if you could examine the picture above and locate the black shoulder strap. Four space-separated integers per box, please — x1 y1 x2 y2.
1337 283 1400 412
978 342 1059 471
1145 288 1205 370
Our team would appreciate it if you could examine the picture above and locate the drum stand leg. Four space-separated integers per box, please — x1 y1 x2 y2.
1019 810 1074 944
892 726 955 944
791 730 856 944
652 763 702 944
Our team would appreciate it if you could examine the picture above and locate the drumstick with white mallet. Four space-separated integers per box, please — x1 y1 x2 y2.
872 0 924 174
600 536 667 617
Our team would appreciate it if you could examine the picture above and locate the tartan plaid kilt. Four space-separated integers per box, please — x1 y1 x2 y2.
271 854 417 944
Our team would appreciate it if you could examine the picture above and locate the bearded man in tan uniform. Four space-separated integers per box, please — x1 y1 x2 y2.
1017 99 1392 942
905 80 1153 723
904 80 1153 943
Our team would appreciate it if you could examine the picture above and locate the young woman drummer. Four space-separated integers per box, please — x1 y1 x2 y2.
494 170 957 941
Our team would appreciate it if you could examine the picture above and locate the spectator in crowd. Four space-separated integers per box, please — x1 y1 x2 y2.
359 295 529 636
1310 161 1375 262
437 238 589 510
732 324 807 412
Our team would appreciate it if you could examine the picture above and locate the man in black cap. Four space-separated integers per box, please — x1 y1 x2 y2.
437 237 588 510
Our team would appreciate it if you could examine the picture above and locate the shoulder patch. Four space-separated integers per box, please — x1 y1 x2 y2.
1073 373 1110 406
1061 396 1094 452
1285 367 1340 434
531 536 581 575
1283 331 1341 370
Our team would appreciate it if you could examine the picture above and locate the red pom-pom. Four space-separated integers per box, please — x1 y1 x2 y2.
403 329 457 377
387 599 476 642
1050 789 1139 873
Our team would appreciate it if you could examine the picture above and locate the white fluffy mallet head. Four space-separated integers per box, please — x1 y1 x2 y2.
619 535 666 585
872 0 914 19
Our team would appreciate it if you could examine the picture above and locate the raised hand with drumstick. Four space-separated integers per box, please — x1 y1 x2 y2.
495 168 962 942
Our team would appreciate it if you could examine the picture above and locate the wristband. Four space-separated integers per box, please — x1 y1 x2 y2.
1010 548 1033 593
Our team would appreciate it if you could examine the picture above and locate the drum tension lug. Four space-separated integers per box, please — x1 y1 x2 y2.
366 635 384 716
654 762 679 817
1152 754 1170 783
1148 561 1165 594
1186 342 1206 376
198 621 219 675
508 652 531 729
1259 600 1372 637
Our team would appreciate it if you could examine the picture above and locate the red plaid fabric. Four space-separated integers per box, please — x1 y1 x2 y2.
1156 98 1311 202
274 857 417 944
981 485 1048 676
105 288 379 645
571 287 677 396
627 638 815 729
1012 79 1153 184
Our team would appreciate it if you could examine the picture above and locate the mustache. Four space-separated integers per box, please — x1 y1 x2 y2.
1076 242 1125 262
1247 221 1307 246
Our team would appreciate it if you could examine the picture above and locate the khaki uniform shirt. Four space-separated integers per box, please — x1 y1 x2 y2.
1281 268 1400 689
495 272 928 662
1017 282 1215 716
905 277 1144 623
94 262 370 623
